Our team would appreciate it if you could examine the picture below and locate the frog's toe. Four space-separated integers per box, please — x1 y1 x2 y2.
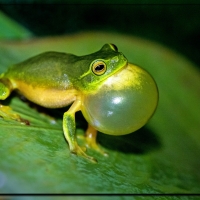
86 141 108 157
80 145 87 152
71 145 97 163
18 117 30 125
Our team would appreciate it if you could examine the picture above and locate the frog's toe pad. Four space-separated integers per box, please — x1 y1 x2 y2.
18 117 30 125
71 145 97 163
86 141 108 157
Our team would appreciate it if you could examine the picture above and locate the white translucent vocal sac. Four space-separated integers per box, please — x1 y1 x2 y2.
81 63 159 135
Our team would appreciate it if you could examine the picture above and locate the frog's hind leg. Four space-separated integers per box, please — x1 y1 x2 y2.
0 79 29 124
85 124 108 157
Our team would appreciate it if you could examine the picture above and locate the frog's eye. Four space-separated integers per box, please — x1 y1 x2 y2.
110 44 118 52
92 61 107 75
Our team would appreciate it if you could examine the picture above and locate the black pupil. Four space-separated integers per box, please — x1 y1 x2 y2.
95 64 104 72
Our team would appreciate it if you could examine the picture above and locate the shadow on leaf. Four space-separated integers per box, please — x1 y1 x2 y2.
97 126 161 155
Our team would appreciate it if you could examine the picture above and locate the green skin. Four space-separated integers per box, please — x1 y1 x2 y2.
0 44 128 162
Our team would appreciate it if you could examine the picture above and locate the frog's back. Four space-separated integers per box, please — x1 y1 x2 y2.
3 51 78 90
0 52 81 108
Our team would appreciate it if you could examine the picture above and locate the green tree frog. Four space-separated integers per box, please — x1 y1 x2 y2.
0 44 158 162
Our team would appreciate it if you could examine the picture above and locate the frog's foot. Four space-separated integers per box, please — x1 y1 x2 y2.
86 141 108 157
18 117 30 125
85 124 108 157
70 144 97 163
0 104 30 125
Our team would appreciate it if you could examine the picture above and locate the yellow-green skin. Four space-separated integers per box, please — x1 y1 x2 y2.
0 44 158 162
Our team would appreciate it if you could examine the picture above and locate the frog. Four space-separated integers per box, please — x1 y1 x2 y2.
0 43 158 163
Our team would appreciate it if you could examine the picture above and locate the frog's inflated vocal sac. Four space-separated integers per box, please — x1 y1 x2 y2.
0 44 158 162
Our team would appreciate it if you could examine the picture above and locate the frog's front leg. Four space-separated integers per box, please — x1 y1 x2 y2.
63 98 97 163
0 80 11 100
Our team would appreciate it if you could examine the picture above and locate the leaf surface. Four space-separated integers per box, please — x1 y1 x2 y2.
0 19 200 197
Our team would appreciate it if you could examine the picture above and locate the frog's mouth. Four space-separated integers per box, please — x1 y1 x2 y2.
106 61 128 81
95 59 127 84
99 62 141 91
114 61 128 75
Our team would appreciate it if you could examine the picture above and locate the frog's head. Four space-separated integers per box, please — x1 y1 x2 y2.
76 43 128 92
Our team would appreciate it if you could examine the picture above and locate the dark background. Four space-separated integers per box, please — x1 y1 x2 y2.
0 3 200 69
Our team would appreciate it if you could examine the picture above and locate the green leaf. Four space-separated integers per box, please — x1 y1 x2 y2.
0 31 200 197
0 11 32 40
